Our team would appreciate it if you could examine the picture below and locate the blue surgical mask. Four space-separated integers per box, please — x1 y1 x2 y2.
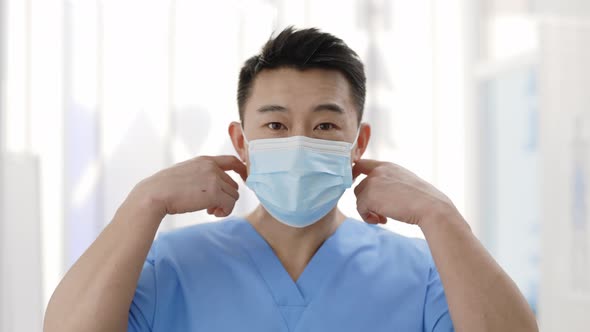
243 130 358 228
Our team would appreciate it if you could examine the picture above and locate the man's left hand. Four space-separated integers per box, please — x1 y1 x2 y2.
352 159 457 227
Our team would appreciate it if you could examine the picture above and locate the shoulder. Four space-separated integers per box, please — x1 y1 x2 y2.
158 217 239 243
147 217 247 267
349 219 435 267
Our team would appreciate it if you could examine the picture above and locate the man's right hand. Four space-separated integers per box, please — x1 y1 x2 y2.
129 155 248 219
44 155 248 332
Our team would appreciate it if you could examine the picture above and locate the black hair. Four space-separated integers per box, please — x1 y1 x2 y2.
237 26 366 123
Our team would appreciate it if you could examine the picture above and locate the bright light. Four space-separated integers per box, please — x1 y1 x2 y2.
490 15 539 61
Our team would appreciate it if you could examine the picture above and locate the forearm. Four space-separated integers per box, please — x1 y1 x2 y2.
420 207 538 332
44 194 164 332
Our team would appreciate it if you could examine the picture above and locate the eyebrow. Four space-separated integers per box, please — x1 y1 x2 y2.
313 103 344 114
256 105 287 113
255 103 345 114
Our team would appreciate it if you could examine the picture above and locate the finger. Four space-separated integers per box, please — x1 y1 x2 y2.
366 212 381 224
361 211 380 224
377 213 387 224
352 159 382 178
368 212 386 224
214 207 226 217
353 177 370 197
207 207 215 215
352 166 362 181
211 155 248 181
357 199 374 223
211 189 237 217
357 197 385 224
218 179 240 200
215 167 240 190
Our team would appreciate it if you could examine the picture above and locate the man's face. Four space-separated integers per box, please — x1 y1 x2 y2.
230 67 369 170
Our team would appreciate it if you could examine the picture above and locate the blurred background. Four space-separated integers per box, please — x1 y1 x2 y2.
0 0 588 331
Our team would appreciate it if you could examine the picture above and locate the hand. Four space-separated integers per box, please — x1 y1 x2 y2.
128 155 247 219
352 159 457 227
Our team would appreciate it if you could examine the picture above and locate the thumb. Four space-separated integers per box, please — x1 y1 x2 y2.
211 155 248 181
352 159 382 179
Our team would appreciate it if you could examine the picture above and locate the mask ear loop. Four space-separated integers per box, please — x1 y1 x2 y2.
239 124 252 166
240 124 250 146
350 128 362 173
350 128 361 151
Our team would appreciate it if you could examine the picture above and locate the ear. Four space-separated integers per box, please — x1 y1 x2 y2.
352 123 371 162
228 121 248 162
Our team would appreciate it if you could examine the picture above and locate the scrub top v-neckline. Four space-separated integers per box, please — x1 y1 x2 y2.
233 217 360 331
129 217 455 332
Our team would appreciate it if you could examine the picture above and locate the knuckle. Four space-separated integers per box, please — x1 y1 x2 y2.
228 199 237 209
204 164 219 176
196 156 214 166
221 202 234 215
195 155 210 164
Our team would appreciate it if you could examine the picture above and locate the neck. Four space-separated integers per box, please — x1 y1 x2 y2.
246 205 347 282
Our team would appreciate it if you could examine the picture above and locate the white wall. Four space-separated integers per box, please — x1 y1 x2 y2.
0 153 43 332
0 0 5 151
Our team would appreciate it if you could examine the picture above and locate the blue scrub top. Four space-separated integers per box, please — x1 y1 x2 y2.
128 218 454 331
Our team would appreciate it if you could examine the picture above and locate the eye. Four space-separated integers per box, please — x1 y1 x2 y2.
266 122 286 131
315 123 337 131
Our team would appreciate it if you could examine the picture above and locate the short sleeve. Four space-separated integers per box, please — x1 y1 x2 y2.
423 264 455 332
128 246 158 332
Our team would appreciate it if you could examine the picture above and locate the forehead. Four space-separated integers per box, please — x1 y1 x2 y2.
244 67 356 117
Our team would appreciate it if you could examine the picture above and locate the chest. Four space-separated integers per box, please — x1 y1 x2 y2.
152 259 427 332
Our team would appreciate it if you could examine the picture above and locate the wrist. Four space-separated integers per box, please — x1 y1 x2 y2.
418 202 470 234
122 181 168 223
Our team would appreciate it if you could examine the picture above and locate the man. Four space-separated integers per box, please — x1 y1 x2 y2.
44 27 538 331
